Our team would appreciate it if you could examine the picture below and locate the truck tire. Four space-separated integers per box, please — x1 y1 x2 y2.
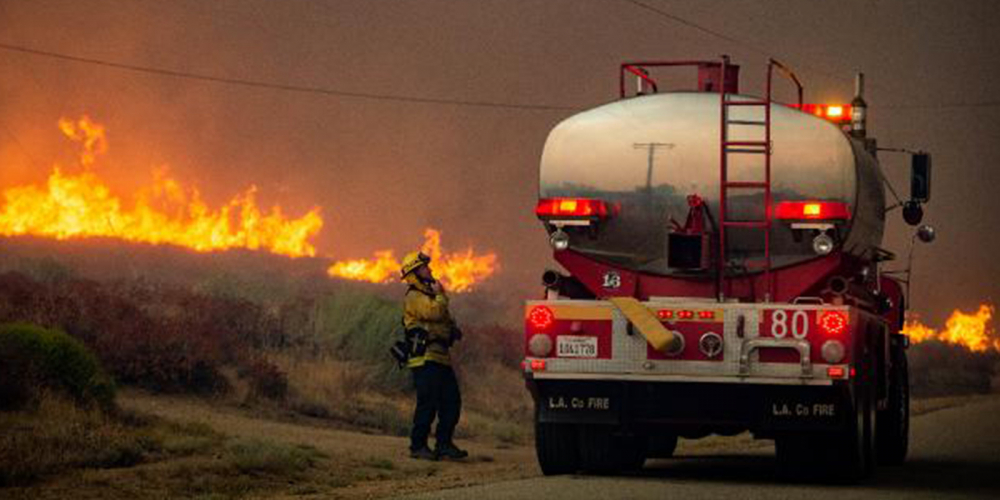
535 422 580 475
775 384 875 482
876 348 909 465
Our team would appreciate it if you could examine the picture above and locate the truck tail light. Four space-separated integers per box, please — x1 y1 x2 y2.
775 201 851 220
528 305 555 330
819 310 849 336
536 198 610 219
827 366 848 379
521 359 545 372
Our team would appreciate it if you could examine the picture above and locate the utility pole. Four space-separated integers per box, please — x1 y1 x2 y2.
633 142 674 194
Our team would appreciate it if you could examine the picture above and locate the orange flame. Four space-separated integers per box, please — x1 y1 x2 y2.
327 228 498 292
0 116 323 257
901 304 1000 353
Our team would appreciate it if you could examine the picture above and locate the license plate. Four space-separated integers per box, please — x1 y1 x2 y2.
557 335 598 358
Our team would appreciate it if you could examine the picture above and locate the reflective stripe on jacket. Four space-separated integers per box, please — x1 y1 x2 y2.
403 274 455 368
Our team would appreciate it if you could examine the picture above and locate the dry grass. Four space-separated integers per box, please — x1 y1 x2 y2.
0 392 225 487
268 352 532 444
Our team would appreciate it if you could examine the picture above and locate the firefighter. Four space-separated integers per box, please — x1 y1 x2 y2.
400 251 468 461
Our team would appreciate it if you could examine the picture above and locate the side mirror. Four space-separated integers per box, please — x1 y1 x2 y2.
911 152 931 203
902 201 923 226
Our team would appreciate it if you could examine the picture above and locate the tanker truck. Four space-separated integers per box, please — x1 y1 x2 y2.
522 57 933 480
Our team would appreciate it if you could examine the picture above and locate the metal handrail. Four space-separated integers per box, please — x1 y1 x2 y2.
618 60 723 98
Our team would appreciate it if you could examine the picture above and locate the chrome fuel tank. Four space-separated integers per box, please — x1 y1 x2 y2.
539 91 884 275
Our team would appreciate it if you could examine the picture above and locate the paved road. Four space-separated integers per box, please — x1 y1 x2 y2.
405 395 1000 499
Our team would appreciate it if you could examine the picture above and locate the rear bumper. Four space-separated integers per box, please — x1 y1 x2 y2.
529 378 855 435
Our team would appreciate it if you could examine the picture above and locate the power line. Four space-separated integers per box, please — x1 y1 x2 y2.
618 0 854 85
0 41 579 113
617 0 1000 111
1 38 996 114
877 101 1000 110
619 0 769 55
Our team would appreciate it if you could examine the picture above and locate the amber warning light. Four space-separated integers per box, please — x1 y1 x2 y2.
792 104 853 124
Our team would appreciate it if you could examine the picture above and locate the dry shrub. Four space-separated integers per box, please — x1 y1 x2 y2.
0 272 279 394
240 358 289 402
909 341 1000 397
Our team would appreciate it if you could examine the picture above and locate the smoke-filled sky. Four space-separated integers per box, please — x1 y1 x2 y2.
0 0 998 324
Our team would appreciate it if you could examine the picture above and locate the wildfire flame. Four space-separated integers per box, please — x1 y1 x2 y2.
901 304 1000 353
1 116 498 291
0 116 323 257
327 228 498 292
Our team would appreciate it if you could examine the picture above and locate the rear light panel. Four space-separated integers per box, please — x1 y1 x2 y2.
775 201 851 220
535 198 611 219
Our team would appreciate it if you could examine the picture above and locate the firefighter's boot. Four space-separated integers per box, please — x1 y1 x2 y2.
409 446 437 461
435 442 469 460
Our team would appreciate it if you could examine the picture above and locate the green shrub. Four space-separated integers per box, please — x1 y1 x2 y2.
0 323 115 410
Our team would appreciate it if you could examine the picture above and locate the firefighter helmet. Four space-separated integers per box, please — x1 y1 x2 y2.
401 251 431 278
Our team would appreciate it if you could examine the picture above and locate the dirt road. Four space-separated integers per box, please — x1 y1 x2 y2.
403 395 1000 499
119 391 539 499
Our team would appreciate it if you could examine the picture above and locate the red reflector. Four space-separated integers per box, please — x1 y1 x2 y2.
698 310 715 320
678 310 694 320
535 198 609 218
528 305 555 330
827 366 847 378
657 310 674 320
775 201 851 220
819 310 849 336
530 359 547 371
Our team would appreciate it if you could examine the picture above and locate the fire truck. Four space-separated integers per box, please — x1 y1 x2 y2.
523 57 933 480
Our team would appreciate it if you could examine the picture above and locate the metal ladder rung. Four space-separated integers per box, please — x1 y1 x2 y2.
724 181 768 189
722 220 770 228
724 100 768 106
725 148 767 154
727 119 766 126
724 140 768 147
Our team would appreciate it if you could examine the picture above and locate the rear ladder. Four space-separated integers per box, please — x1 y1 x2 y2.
717 56 803 302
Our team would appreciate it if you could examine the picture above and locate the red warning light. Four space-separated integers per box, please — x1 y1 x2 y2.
678 310 695 320
535 198 609 218
819 310 849 336
698 310 716 320
528 305 555 330
657 310 674 320
775 201 852 220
